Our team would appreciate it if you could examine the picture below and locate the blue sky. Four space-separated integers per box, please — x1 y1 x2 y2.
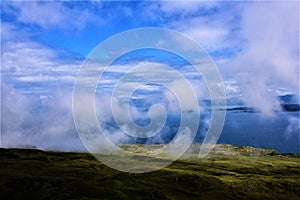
1 0 299 113
2 1 240 58
2 1 298 97
1 1 299 151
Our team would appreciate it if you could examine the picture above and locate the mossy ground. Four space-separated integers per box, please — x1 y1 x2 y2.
0 146 299 200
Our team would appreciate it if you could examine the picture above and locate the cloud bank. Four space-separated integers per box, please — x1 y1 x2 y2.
1 1 299 153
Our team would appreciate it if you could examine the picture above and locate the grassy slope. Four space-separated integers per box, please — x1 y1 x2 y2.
0 146 299 200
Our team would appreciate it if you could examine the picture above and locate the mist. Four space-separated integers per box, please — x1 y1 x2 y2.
1 80 205 152
1 1 299 154
1 83 83 151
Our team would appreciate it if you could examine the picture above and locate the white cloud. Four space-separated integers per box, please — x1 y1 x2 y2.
284 116 300 140
8 1 102 30
159 1 241 53
222 1 299 115
1 1 299 153
158 1 299 116
1 23 80 88
240 2 299 89
159 1 220 17
184 27 228 48
1 83 84 151
164 79 204 113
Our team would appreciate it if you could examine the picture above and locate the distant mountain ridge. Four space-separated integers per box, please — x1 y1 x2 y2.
130 94 300 113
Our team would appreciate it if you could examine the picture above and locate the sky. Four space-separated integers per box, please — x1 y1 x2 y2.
1 0 299 152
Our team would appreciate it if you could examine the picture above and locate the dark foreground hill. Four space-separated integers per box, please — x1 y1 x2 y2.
0 145 299 200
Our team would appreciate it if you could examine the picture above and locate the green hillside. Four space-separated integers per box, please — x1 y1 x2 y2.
0 145 299 200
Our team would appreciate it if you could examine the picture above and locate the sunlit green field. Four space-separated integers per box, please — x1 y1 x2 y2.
0 145 299 200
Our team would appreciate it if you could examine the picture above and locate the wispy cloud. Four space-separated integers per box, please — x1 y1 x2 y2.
1 1 299 152
222 1 299 115
3 1 103 30
1 23 80 94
